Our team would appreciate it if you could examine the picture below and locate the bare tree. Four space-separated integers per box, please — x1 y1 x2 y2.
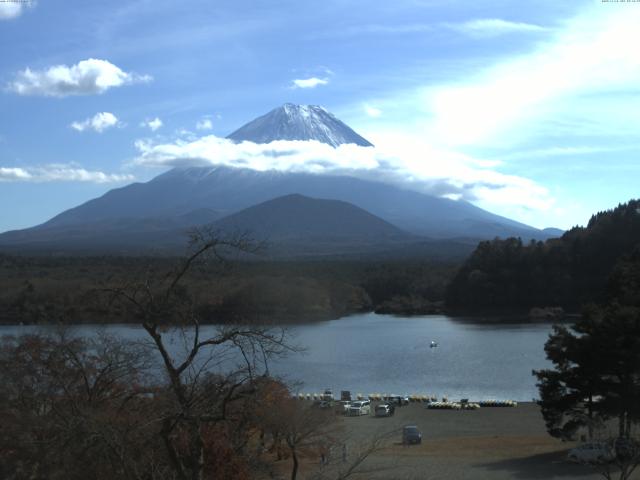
310 429 398 480
106 228 296 480
259 398 339 480
0 331 156 480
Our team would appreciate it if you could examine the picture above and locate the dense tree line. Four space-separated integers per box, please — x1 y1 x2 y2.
446 200 640 311
0 254 457 325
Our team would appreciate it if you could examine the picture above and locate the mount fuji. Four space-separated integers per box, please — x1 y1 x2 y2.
227 103 373 147
0 104 558 256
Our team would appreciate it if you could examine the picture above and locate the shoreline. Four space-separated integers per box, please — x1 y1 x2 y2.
0 307 580 327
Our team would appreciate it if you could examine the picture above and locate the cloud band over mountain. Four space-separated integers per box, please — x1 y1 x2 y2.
133 134 552 211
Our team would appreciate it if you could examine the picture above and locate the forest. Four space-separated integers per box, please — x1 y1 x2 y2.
0 253 456 325
446 199 640 313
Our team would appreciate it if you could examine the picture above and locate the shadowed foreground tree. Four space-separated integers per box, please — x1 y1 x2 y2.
534 303 640 480
0 332 157 480
105 228 299 480
0 229 300 480
2 229 393 480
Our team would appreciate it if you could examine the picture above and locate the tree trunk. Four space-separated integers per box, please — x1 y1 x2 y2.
291 447 299 480
191 424 205 480
588 395 594 440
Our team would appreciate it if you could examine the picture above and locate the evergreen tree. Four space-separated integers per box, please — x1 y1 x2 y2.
534 304 640 440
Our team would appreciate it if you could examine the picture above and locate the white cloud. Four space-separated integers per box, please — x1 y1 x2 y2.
0 164 134 183
424 7 640 147
0 167 31 181
363 104 382 118
71 112 120 133
0 3 22 20
196 118 213 130
8 58 152 97
0 1 34 20
448 19 547 38
141 117 163 131
132 132 553 213
291 77 329 89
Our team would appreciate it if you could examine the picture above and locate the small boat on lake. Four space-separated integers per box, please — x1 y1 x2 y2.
430 341 438 348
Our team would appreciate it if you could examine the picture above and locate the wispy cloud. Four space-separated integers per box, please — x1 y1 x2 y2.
313 23 433 38
196 117 213 130
314 18 545 40
8 58 152 97
424 7 640 147
0 164 134 183
141 117 163 131
133 133 553 212
71 112 120 133
500 145 638 161
447 19 548 38
291 77 329 89
363 104 382 118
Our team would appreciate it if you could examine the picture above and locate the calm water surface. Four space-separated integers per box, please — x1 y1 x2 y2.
0 313 554 401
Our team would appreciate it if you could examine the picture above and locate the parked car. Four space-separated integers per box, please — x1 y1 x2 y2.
312 399 334 409
348 400 371 416
567 442 615 464
375 403 395 417
337 400 351 414
388 395 409 406
402 425 422 445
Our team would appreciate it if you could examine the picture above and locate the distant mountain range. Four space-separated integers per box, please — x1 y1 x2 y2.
0 104 561 258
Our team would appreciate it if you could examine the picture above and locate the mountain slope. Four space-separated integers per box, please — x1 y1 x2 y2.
30 165 548 240
214 193 410 241
227 103 373 147
0 103 554 254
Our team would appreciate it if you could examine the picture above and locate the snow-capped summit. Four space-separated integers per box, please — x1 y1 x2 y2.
226 103 373 147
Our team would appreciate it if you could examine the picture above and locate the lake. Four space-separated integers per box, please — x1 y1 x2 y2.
0 313 555 401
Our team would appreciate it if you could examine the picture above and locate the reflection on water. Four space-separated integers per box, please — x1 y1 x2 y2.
0 313 554 401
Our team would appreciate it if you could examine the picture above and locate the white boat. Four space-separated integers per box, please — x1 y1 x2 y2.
430 341 438 348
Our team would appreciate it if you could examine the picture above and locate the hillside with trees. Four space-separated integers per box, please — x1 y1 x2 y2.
0 253 456 325
446 200 640 312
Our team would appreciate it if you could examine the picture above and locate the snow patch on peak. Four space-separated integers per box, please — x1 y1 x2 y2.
227 104 373 148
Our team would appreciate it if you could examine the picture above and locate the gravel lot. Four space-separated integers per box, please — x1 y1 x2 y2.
287 402 628 480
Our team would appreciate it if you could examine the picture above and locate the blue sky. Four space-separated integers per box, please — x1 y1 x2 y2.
1 0 639 232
